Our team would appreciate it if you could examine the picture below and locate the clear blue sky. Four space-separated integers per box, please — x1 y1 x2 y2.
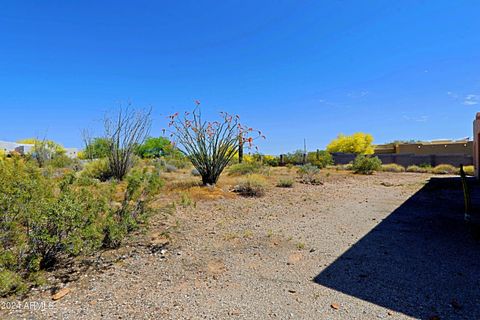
1 1 479 154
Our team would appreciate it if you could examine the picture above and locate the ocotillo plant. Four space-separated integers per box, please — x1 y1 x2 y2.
167 101 264 185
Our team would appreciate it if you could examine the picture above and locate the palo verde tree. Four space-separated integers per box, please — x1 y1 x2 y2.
103 106 152 180
326 132 374 155
167 101 264 185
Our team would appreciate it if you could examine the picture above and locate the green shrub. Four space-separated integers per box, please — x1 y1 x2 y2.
262 155 280 167
81 158 113 181
103 166 162 248
352 155 382 174
0 157 162 295
48 154 74 169
307 150 333 168
381 164 405 173
297 163 321 184
233 174 267 197
432 164 459 175
165 157 191 169
0 270 27 297
27 176 109 268
283 150 305 165
276 178 294 188
228 162 266 176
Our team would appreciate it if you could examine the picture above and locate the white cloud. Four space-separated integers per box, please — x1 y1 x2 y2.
402 115 429 123
447 91 459 99
447 91 479 105
347 91 369 98
464 94 479 105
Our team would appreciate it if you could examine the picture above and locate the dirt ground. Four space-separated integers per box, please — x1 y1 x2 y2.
2 168 480 320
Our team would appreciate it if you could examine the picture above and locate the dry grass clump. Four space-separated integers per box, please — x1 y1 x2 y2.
187 186 236 201
381 163 405 173
276 178 294 188
228 162 269 176
463 165 475 176
333 163 353 171
431 164 459 175
406 165 429 173
232 174 267 197
166 178 203 191
297 164 322 184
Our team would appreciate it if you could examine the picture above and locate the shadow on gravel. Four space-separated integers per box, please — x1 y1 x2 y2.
314 177 480 320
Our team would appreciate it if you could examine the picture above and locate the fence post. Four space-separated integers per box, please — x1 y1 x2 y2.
460 164 472 222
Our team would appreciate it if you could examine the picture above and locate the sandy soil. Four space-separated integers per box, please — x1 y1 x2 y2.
2 170 479 320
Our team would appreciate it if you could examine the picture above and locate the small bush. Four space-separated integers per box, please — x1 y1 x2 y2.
165 157 191 169
233 174 267 197
48 154 74 168
0 270 27 297
165 164 178 172
276 178 294 188
103 166 163 248
463 165 475 176
432 164 458 175
81 158 113 181
406 165 429 173
297 163 321 184
283 150 305 165
334 163 353 171
307 150 333 169
381 164 405 173
228 162 265 176
352 155 382 174
262 155 280 167
418 163 432 168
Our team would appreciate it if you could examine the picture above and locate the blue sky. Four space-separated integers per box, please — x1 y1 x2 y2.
1 1 479 154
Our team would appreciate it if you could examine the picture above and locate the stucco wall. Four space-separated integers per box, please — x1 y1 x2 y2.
331 152 473 167
396 141 472 156
473 113 480 178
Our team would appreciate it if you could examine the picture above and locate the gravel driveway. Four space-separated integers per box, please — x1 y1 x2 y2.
3 172 480 320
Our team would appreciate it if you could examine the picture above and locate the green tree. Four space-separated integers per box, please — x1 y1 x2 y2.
135 137 174 158
326 133 374 154
83 137 110 159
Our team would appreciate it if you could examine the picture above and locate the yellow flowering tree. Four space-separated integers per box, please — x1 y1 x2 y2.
326 133 374 154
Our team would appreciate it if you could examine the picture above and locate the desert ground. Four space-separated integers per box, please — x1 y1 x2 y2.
2 168 480 320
